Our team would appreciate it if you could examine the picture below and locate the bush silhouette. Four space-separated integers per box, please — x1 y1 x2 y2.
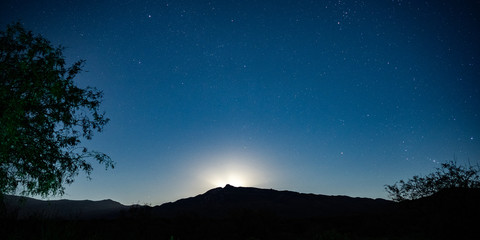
385 161 480 201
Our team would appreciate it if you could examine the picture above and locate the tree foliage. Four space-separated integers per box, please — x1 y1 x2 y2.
0 23 113 197
385 161 480 202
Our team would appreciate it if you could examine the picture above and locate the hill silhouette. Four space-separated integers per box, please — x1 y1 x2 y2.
2 185 480 239
3 184 393 220
2 185 393 220
3 195 128 220
152 184 393 218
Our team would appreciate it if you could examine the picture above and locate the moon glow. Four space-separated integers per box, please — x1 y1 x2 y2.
192 150 275 189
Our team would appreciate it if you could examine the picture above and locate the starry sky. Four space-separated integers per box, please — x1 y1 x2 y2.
1 0 479 205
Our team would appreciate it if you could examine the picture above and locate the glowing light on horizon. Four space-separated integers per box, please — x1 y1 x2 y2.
210 173 246 187
204 160 258 188
188 149 278 189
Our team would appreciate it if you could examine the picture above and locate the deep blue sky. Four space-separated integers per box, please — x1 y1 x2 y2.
2 0 479 205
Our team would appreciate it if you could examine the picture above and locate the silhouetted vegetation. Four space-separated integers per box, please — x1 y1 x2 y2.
0 23 113 198
385 161 480 201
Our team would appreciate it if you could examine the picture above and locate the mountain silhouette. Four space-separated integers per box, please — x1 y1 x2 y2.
2 186 480 239
3 185 392 220
3 195 128 220
152 184 393 218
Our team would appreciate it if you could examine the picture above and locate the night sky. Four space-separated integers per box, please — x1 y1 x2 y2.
1 0 479 205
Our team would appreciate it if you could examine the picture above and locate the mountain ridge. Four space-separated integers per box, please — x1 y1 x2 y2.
3 186 480 239
3 184 393 219
2 194 128 220
152 184 393 218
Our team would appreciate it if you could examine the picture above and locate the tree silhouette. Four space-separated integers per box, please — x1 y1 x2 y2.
385 161 480 201
0 23 113 197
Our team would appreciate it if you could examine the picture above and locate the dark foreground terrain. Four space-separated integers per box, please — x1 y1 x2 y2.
2 185 479 239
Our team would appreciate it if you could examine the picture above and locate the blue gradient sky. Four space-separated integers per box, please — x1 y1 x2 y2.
1 0 479 205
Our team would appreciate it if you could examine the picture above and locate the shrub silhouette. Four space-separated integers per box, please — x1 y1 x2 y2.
385 161 480 201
